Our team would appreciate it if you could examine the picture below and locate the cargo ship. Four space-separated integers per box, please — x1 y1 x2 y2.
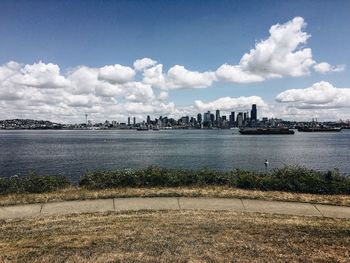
297 127 342 132
239 127 295 135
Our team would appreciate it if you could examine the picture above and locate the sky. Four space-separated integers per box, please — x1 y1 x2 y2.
0 0 350 123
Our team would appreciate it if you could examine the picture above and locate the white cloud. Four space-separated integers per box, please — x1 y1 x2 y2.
142 64 216 90
123 82 155 102
68 66 99 94
216 17 317 83
11 61 69 89
313 62 346 73
167 65 216 89
133 58 157 71
158 91 169 101
0 61 174 123
142 64 166 89
98 64 135 83
276 81 350 109
215 64 264 83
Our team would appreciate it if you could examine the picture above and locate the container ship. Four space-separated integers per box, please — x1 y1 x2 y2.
297 127 342 132
239 127 295 135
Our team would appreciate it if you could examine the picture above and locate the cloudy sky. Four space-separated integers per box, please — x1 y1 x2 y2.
0 0 349 123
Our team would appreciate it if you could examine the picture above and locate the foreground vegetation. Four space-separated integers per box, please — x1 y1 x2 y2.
1 166 350 207
1 210 349 262
80 166 350 195
1 166 349 196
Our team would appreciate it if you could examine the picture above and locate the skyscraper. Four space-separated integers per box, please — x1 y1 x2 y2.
203 111 211 122
230 112 235 126
133 117 136 126
127 117 130 126
197 113 202 124
237 112 243 127
251 104 257 121
210 113 215 125
215 109 220 126
147 115 151 124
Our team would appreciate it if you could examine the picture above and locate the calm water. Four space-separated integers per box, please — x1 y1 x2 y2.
0 129 349 182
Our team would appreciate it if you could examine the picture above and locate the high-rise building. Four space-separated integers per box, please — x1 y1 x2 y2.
215 110 220 122
215 109 221 126
197 113 202 124
203 111 211 123
237 112 243 127
251 104 257 121
210 113 215 125
133 117 136 125
128 117 131 126
147 115 151 124
230 112 235 126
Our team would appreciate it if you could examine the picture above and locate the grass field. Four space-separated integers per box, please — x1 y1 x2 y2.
1 186 350 207
0 210 349 262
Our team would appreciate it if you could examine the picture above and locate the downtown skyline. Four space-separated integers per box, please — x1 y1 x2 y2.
0 1 350 123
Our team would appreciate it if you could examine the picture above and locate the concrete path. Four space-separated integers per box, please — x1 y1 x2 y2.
1 197 350 220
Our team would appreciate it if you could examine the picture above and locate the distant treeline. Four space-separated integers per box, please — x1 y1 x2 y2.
1 166 350 195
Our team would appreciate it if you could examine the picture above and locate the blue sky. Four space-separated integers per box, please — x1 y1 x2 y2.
0 0 349 122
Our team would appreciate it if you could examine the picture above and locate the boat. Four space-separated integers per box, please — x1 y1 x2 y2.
297 127 342 132
239 127 295 135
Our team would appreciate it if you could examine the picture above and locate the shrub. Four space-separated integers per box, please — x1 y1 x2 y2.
0 172 71 195
79 165 350 195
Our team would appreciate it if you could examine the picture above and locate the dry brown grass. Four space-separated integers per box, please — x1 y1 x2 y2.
1 186 350 207
0 210 349 262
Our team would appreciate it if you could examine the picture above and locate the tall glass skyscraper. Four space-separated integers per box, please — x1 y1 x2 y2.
251 104 257 121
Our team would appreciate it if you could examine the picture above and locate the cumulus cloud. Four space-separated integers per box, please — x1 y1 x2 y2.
133 58 157 71
313 62 346 73
0 61 173 123
98 64 135 83
167 65 216 89
141 64 216 90
215 64 264 83
276 81 350 109
216 17 317 83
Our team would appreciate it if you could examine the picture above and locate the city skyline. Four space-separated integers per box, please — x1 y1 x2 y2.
0 1 350 123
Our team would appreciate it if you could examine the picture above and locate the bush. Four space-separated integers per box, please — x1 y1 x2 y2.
79 165 350 195
1 166 349 196
0 172 71 195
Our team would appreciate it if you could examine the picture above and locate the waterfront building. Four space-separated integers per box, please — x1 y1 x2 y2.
133 117 136 126
215 110 221 126
230 112 235 126
128 117 131 126
197 113 202 125
251 104 257 121
237 112 243 127
210 114 215 125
